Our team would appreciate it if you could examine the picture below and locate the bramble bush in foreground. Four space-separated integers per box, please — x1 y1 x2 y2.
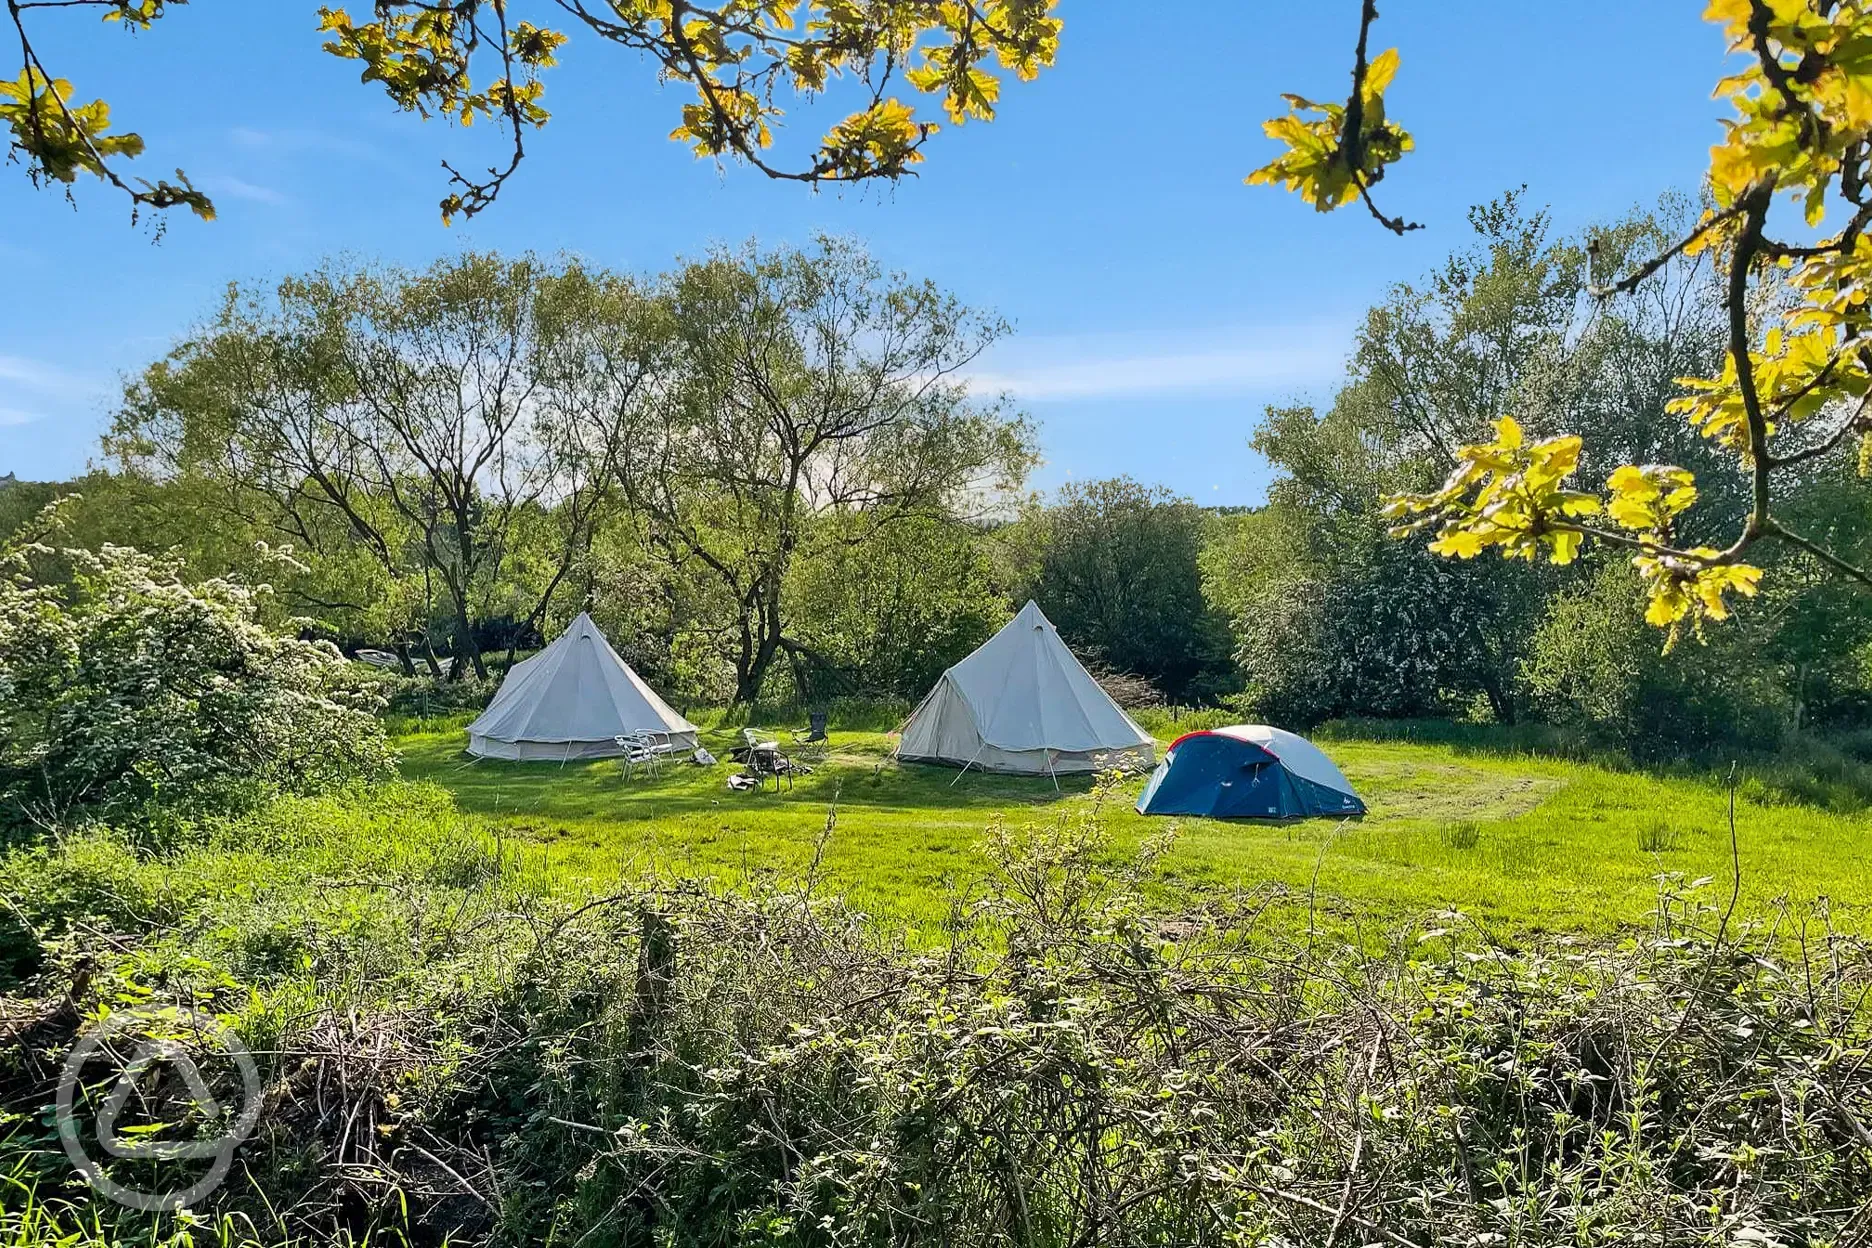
2 780 1871 1248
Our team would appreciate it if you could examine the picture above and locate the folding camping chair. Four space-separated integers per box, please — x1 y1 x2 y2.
789 711 831 766
615 731 666 781
730 727 810 791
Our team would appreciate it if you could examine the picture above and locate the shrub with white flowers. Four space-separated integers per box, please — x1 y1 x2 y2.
0 504 392 830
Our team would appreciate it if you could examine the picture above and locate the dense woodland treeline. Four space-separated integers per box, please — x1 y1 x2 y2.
5 194 1871 756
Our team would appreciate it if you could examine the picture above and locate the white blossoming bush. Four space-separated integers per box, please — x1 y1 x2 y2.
0 509 392 830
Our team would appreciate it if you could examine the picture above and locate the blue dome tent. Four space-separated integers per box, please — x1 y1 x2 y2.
1136 725 1365 819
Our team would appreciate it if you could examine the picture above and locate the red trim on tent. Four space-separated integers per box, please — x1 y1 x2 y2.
1165 729 1282 762
1166 730 1218 751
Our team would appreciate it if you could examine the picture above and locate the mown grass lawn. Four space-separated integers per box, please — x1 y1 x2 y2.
395 720 1872 939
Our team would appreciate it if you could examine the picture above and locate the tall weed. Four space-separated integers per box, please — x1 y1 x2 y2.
2 783 1868 1247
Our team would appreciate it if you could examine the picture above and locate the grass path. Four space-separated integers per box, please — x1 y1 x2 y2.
396 724 1872 938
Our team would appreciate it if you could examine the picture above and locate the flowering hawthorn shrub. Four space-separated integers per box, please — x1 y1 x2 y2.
0 513 392 830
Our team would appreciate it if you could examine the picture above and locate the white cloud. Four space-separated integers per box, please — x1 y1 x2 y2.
0 355 107 402
201 175 289 206
0 357 108 443
229 126 379 161
963 323 1351 403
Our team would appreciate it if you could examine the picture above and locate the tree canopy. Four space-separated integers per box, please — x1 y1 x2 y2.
103 238 1032 705
1013 478 1233 705
19 188 1872 747
3 0 1061 224
1324 2 1872 641
109 252 664 679
623 236 1032 703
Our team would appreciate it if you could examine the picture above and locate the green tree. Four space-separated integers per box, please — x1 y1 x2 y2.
786 514 1010 700
1215 195 1742 727
1745 456 1872 728
573 503 745 706
109 252 665 678
1353 191 1735 501
0 476 65 545
1344 2 1872 635
1231 537 1528 727
617 236 1033 704
1522 559 1792 755
1225 186 1872 737
1019 477 1232 703
1220 399 1542 725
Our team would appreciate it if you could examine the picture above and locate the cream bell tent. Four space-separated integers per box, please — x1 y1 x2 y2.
467 613 699 761
897 601 1155 776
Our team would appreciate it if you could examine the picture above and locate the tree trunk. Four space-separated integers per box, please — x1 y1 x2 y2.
785 644 810 707
503 554 579 675
731 583 786 706
728 470 803 707
448 600 487 682
391 642 419 678
1484 677 1516 726
733 628 784 706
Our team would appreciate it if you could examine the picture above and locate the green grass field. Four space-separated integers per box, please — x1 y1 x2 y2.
395 719 1872 938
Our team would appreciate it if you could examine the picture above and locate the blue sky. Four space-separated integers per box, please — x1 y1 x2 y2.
2 4 1727 502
